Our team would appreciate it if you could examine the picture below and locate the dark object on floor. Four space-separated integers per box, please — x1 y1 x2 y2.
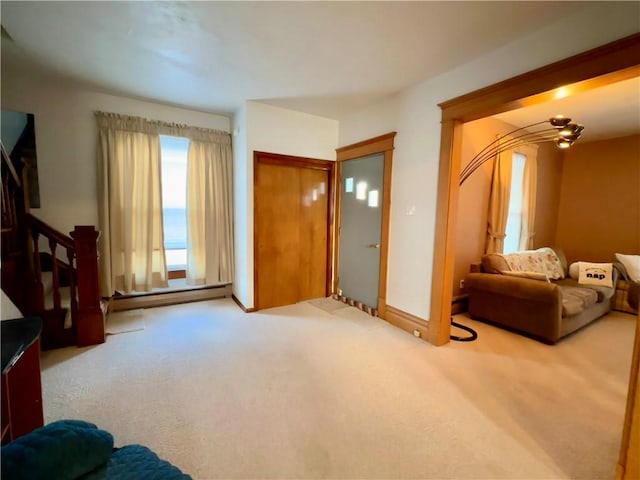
1 419 191 480
450 318 478 342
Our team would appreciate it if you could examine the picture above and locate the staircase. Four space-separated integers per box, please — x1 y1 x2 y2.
2 138 105 350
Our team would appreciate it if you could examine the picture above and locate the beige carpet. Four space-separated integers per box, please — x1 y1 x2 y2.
105 309 146 335
307 296 352 314
40 299 636 479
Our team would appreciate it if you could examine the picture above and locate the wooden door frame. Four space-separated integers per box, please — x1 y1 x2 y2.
253 151 335 311
428 33 640 346
334 132 396 317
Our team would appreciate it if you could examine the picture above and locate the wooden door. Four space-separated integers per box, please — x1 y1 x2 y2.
254 152 334 310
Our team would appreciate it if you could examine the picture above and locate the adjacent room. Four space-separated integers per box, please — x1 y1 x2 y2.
1 2 639 479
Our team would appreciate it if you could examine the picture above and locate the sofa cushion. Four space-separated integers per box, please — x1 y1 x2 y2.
500 270 549 282
568 262 580 279
615 253 640 282
482 253 510 274
536 247 565 280
556 277 615 302
577 261 614 287
482 247 564 278
550 246 569 277
502 250 547 275
558 285 598 316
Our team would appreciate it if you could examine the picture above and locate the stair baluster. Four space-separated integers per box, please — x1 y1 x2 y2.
30 229 44 313
66 246 78 325
49 239 61 311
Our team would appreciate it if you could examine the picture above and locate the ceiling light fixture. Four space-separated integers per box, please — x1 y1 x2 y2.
459 115 584 186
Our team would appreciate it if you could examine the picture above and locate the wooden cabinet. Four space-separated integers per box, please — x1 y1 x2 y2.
1 317 44 444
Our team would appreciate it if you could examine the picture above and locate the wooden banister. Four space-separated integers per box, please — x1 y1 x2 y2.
21 214 104 349
3 140 104 349
26 214 74 250
70 225 104 347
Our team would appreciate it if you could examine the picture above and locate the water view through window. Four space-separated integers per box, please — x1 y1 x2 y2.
160 135 189 270
503 152 526 254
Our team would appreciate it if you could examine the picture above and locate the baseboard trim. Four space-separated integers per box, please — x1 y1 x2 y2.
232 294 256 313
112 284 232 311
383 305 429 341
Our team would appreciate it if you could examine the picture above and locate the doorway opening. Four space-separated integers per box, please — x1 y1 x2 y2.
429 33 640 346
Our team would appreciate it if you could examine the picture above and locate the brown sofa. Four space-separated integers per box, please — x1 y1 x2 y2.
465 247 616 344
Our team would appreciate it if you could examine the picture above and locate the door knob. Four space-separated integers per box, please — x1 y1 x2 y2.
367 244 381 249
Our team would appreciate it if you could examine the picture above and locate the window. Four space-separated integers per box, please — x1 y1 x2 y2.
503 152 526 254
160 136 189 271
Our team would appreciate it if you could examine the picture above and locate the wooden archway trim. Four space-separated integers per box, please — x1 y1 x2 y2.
335 132 396 317
429 33 640 346
440 33 640 123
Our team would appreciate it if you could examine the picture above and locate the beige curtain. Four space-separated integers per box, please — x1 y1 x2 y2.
485 149 513 254
518 145 539 250
186 139 234 285
96 113 168 295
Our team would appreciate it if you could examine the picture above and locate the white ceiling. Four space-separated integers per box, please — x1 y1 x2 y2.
494 76 640 143
1 1 587 119
1 0 638 140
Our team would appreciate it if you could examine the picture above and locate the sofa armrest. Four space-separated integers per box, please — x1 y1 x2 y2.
465 272 563 343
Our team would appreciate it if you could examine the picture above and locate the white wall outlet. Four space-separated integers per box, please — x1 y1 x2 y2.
413 329 421 338
459 279 465 289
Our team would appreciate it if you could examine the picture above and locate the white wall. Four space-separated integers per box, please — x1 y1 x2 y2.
232 101 339 308
337 3 640 320
231 103 249 305
1 72 230 235
247 102 339 161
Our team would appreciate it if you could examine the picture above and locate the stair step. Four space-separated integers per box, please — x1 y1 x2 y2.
41 271 53 295
44 286 73 329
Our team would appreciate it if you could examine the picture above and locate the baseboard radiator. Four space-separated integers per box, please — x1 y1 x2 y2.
110 283 232 312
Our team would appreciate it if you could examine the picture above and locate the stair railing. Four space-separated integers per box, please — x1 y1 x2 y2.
25 214 104 348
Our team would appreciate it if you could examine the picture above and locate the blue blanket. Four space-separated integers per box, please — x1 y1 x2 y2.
2 420 113 480
1 420 191 480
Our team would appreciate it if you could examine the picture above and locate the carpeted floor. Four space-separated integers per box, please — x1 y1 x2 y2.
105 309 146 335
40 298 636 479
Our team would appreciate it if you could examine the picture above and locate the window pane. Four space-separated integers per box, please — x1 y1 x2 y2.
345 177 354 193
503 152 526 254
160 135 189 269
356 181 367 200
163 207 187 249
368 189 379 208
